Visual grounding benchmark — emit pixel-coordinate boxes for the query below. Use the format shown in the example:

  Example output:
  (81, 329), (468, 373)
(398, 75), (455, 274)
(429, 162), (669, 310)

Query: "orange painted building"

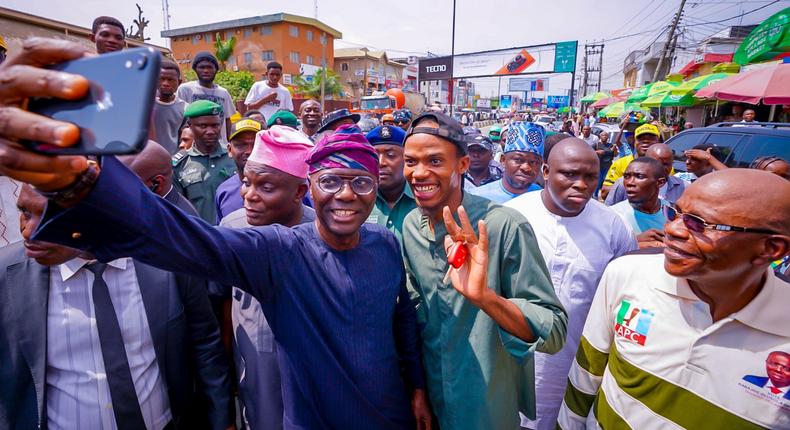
(161, 13), (341, 80)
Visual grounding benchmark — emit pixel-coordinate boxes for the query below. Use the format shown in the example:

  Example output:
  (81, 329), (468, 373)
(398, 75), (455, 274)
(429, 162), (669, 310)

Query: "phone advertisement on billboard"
(452, 44), (556, 78)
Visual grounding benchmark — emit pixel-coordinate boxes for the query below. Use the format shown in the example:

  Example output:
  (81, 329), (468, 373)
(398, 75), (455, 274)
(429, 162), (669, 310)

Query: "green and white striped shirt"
(559, 253), (790, 429)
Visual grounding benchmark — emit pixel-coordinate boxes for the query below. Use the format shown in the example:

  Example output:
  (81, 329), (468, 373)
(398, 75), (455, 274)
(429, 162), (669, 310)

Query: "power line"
(684, 0), (782, 26)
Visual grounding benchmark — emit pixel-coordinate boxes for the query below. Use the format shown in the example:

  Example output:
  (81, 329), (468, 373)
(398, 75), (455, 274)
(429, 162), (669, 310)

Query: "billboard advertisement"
(419, 56), (453, 80)
(499, 95), (512, 109)
(476, 99), (492, 108)
(453, 44), (557, 78)
(547, 95), (569, 108)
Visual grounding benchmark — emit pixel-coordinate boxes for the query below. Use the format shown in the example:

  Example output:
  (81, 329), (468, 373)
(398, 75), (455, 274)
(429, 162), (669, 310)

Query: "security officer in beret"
(172, 100), (237, 222)
(266, 110), (299, 129)
(364, 125), (416, 243)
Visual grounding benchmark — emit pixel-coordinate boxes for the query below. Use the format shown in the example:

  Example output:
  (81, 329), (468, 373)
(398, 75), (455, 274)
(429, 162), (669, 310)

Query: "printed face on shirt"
(403, 124), (469, 217)
(309, 167), (377, 239)
(766, 352), (790, 388)
(502, 151), (541, 193)
(242, 164), (306, 226)
(17, 185), (81, 266)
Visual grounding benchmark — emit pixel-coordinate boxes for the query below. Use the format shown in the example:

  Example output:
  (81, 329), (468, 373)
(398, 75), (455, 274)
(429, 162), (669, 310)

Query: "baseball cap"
(229, 119), (262, 140)
(405, 111), (469, 154)
(635, 123), (660, 137)
(468, 135), (495, 152)
(0, 36), (7, 51)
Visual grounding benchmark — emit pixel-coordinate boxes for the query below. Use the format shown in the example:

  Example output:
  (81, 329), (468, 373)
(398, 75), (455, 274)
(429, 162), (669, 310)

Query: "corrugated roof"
(333, 48), (387, 59)
(161, 12), (342, 39)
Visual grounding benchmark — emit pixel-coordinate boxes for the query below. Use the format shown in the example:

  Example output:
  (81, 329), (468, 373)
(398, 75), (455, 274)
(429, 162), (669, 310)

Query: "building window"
(289, 51), (300, 63)
(320, 34), (327, 45)
(226, 30), (234, 40)
(243, 27), (252, 38)
(261, 50), (274, 61)
(244, 52), (252, 64)
(260, 25), (272, 35)
(228, 56), (236, 66)
(191, 35), (200, 44)
(306, 55), (314, 65)
(341, 62), (349, 71)
(306, 30), (313, 41)
(321, 58), (327, 67)
(205, 33), (212, 42)
(289, 25), (299, 37)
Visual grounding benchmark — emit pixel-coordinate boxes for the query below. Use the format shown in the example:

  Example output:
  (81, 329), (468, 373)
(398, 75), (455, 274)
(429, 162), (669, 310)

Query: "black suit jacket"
(0, 242), (232, 430)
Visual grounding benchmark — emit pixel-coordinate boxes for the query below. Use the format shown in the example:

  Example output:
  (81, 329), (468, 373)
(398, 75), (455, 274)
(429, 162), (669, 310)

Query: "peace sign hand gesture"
(442, 206), (491, 306)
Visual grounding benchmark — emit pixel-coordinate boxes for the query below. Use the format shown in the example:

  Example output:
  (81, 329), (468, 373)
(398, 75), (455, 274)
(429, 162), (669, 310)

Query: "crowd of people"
(0, 16), (789, 430)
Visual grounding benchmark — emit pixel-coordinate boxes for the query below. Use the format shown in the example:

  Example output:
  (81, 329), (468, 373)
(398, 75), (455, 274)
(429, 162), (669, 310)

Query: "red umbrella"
(695, 62), (790, 105)
(590, 96), (625, 109)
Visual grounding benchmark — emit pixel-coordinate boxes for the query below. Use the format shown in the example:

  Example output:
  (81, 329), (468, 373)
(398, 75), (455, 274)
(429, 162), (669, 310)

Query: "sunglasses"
(663, 203), (778, 235)
(317, 174), (376, 195)
(395, 120), (409, 125)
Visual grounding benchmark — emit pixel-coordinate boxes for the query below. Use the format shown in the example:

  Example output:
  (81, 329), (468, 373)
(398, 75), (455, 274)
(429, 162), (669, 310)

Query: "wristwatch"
(37, 158), (101, 207)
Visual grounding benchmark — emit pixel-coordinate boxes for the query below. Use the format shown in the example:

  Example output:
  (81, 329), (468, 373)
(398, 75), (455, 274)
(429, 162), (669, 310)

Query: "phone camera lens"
(136, 55), (148, 69)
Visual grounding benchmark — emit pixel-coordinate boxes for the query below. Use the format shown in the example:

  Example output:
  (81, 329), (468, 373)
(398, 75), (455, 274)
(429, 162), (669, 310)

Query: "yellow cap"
(229, 118), (262, 140)
(635, 123), (660, 137)
(0, 35), (7, 51)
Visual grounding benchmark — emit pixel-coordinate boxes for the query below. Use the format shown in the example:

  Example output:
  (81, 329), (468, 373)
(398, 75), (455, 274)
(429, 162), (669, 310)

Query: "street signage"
(554, 41), (578, 73)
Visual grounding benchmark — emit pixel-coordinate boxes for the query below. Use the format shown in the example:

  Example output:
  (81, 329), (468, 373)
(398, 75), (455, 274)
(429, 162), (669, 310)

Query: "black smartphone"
(24, 47), (161, 155)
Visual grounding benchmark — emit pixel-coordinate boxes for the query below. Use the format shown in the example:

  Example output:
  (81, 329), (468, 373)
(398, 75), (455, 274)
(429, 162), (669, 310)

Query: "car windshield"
(360, 98), (392, 110)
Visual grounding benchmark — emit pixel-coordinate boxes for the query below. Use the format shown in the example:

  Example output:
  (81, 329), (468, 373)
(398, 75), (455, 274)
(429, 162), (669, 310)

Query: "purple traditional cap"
(305, 124), (379, 177)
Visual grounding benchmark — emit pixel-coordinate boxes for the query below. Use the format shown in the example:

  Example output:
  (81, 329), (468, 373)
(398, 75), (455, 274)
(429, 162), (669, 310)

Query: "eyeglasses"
(317, 174), (376, 195)
(663, 203), (778, 235)
(396, 120), (409, 125)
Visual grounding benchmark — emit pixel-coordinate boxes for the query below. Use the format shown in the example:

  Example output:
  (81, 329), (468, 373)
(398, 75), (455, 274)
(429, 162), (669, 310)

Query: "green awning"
(734, 7), (790, 65)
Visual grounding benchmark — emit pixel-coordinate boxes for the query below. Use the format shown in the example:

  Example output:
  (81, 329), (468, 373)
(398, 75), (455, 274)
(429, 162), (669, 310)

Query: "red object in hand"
(447, 241), (468, 269)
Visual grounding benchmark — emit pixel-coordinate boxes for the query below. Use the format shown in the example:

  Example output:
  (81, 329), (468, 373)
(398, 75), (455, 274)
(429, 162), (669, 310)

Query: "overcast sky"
(7, 0), (787, 98)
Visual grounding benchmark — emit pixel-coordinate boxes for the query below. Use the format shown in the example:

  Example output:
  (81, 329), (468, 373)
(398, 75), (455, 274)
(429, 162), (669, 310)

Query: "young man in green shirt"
(401, 112), (568, 430)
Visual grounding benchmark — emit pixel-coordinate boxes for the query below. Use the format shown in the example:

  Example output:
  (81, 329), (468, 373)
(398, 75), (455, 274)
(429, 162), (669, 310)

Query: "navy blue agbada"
(34, 156), (425, 430)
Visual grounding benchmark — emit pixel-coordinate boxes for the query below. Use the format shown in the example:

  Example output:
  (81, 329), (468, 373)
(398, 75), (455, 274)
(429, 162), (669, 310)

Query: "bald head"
(547, 138), (599, 168)
(118, 140), (174, 197)
(646, 143), (674, 176)
(690, 169), (790, 236)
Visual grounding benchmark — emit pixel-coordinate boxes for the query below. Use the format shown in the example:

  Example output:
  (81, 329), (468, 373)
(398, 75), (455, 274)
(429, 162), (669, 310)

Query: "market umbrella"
(671, 73), (735, 96)
(590, 96), (624, 109)
(640, 91), (700, 108)
(597, 101), (649, 118)
(558, 106), (576, 113)
(627, 81), (680, 103)
(694, 61), (790, 105)
(580, 91), (609, 103)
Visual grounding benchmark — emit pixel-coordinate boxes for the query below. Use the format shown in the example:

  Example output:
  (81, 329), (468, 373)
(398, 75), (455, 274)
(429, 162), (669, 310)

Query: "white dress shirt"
(505, 191), (637, 430)
(46, 257), (172, 430)
(0, 177), (22, 247)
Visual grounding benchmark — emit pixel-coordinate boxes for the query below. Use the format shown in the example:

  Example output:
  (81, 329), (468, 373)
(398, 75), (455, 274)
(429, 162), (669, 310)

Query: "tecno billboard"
(418, 57), (453, 80)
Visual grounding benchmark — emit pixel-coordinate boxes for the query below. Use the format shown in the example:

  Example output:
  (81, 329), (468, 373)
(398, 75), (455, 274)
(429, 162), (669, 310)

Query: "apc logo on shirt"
(614, 300), (655, 346)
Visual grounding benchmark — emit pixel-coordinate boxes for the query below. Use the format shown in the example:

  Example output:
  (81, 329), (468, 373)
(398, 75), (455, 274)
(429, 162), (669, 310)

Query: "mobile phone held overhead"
(24, 47), (161, 155)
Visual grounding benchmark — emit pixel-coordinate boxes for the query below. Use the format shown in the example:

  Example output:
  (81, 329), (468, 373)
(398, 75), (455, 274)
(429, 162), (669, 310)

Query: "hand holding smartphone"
(23, 47), (161, 155)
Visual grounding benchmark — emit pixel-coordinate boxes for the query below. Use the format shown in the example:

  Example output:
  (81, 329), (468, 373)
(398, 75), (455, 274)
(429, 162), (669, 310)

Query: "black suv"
(665, 122), (790, 173)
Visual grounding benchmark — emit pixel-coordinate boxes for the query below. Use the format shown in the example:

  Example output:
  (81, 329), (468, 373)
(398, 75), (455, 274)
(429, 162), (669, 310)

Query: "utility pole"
(653, 0), (686, 82)
(581, 43), (604, 97)
(449, 0), (457, 115)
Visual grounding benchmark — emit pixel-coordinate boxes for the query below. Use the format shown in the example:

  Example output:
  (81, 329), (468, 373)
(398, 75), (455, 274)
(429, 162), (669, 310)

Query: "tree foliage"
(182, 69), (255, 101)
(213, 32), (236, 71)
(292, 68), (344, 99)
